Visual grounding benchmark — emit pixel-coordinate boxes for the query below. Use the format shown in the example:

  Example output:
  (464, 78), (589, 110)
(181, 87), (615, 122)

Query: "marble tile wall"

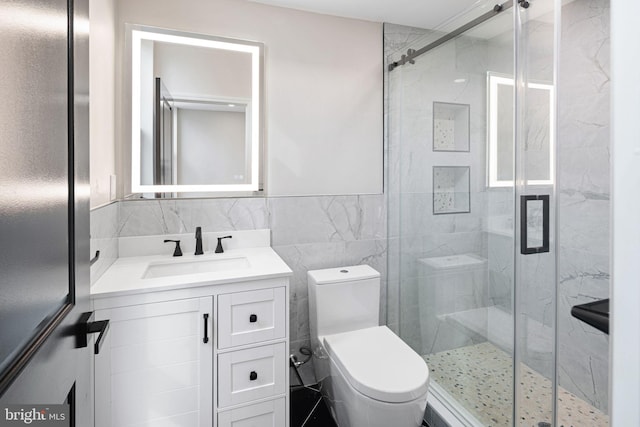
(88, 2), (608, 407)
(384, 23), (433, 334)
(385, 23), (489, 354)
(90, 202), (119, 286)
(514, 16), (557, 382)
(91, 195), (387, 365)
(557, 0), (610, 413)
(385, 0), (611, 414)
(484, 17), (557, 357)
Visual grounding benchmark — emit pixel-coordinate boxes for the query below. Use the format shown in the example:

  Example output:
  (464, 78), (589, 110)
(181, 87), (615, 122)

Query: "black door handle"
(249, 314), (257, 323)
(520, 195), (550, 255)
(77, 312), (110, 355)
(203, 313), (209, 344)
(249, 371), (258, 381)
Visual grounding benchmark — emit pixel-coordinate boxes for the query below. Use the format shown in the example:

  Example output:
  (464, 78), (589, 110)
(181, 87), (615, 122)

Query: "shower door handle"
(520, 195), (550, 255)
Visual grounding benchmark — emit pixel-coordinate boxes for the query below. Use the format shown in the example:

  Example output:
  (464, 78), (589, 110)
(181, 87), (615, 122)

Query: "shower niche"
(432, 101), (470, 152)
(433, 166), (470, 215)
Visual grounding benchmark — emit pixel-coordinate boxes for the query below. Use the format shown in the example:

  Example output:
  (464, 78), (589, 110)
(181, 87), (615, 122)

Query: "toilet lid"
(323, 326), (430, 403)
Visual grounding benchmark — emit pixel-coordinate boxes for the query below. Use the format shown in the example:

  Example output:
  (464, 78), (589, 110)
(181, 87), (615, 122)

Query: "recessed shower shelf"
(432, 166), (470, 215)
(432, 102), (470, 152)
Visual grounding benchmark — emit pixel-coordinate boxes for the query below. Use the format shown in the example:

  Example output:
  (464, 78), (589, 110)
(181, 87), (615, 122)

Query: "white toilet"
(308, 265), (430, 427)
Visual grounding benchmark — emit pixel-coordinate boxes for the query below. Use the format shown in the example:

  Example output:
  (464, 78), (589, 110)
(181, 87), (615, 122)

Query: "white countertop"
(91, 247), (292, 299)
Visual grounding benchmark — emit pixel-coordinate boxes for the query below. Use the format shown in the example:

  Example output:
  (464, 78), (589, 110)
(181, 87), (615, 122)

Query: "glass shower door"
(513, 1), (558, 425)
(386, 0), (560, 425)
(387, 2), (520, 425)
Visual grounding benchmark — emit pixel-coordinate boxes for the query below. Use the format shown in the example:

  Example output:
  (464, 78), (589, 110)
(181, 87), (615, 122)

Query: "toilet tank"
(308, 265), (380, 344)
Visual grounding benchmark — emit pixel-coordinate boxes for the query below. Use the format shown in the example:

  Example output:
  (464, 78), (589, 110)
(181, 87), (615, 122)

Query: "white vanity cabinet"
(94, 297), (214, 427)
(216, 286), (288, 427)
(93, 278), (290, 427)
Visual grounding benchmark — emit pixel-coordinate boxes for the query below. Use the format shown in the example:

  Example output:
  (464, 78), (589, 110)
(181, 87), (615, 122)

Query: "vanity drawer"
(218, 287), (286, 349)
(217, 397), (286, 427)
(217, 342), (286, 408)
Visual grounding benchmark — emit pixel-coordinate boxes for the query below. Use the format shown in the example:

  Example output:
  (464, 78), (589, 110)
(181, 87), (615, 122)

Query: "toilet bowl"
(308, 265), (429, 427)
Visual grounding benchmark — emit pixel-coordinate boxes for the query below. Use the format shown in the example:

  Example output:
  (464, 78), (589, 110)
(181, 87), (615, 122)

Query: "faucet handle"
(215, 235), (233, 253)
(195, 226), (204, 256)
(164, 239), (183, 257)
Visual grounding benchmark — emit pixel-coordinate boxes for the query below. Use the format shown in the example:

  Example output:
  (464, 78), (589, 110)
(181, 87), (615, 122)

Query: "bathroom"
(0, 0), (638, 426)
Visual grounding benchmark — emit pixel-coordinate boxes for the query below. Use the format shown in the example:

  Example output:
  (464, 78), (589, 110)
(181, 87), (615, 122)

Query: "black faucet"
(164, 239), (182, 257)
(195, 227), (204, 255)
(215, 235), (233, 253)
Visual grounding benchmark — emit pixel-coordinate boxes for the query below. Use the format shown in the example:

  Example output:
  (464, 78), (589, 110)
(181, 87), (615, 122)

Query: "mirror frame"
(128, 24), (264, 194)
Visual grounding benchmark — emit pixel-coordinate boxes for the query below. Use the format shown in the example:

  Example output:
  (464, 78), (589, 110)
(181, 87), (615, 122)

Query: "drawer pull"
(249, 371), (258, 381)
(203, 313), (209, 344)
(249, 314), (258, 323)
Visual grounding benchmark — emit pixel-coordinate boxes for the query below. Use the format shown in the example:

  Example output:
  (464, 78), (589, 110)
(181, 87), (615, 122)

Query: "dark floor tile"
(303, 394), (337, 427)
(290, 385), (322, 427)
(291, 384), (426, 427)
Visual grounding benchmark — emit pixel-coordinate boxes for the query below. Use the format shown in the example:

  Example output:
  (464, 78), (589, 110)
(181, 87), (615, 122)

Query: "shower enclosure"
(386, 0), (610, 425)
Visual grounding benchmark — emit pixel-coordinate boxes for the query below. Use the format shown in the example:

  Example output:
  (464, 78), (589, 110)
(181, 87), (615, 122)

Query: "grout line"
(290, 384), (320, 393)
(300, 396), (323, 427)
(303, 384), (320, 393)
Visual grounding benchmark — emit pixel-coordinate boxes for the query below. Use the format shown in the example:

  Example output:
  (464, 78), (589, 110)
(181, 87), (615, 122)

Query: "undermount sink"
(142, 256), (250, 279)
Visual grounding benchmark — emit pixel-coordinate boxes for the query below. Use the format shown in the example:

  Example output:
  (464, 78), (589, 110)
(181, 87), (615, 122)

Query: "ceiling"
(246, 0), (482, 29)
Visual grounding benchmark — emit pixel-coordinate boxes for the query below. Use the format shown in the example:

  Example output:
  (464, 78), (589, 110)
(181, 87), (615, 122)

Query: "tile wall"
(90, 194), (387, 366)
(90, 0), (610, 411)
(89, 201), (119, 284)
(385, 23), (489, 354)
(385, 0), (611, 414)
(557, 0), (610, 413)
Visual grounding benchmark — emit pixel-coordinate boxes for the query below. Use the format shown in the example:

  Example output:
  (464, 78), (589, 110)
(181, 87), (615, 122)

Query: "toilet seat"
(323, 326), (429, 403)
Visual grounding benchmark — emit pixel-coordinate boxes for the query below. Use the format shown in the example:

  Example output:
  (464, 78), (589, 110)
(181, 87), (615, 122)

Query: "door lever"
(77, 312), (110, 355)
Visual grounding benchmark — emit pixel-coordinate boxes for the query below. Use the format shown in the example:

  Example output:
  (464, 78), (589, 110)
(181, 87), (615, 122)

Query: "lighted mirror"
(488, 72), (554, 187)
(130, 25), (263, 194)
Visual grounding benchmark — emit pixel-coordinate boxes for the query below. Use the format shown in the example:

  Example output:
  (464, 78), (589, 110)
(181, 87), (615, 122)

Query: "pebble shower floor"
(424, 342), (609, 427)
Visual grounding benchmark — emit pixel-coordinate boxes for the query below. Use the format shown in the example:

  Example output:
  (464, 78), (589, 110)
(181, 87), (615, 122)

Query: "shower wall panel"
(385, 0), (611, 421)
(557, 0), (610, 413)
(385, 24), (490, 355)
